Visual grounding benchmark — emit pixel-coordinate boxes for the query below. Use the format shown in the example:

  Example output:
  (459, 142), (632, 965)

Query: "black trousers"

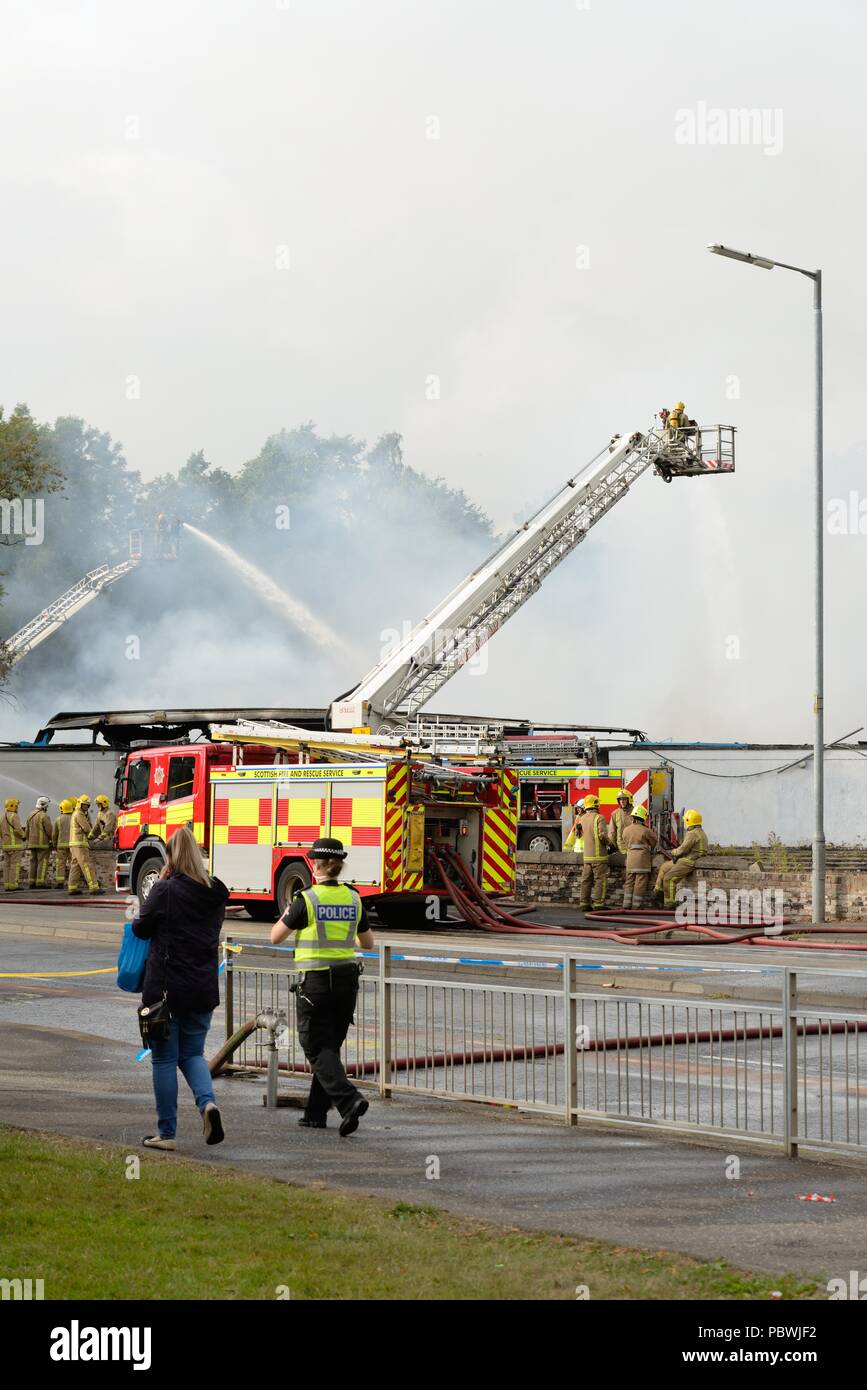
(295, 965), (362, 1119)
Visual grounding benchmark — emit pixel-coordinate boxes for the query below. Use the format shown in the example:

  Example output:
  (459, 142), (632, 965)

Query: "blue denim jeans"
(148, 1010), (215, 1139)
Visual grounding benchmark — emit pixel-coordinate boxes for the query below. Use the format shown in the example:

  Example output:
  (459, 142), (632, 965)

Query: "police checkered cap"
(309, 837), (347, 861)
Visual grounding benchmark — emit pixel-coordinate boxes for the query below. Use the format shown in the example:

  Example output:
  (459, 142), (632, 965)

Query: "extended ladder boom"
(331, 422), (734, 731)
(3, 559), (139, 666)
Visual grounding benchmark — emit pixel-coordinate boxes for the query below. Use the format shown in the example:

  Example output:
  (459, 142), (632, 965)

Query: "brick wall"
(2, 848), (116, 891)
(515, 852), (867, 922)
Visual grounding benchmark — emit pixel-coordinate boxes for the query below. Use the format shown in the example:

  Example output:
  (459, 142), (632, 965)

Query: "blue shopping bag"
(117, 920), (149, 993)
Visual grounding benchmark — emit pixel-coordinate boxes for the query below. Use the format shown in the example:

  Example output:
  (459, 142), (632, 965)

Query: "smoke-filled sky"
(2, 0), (865, 743)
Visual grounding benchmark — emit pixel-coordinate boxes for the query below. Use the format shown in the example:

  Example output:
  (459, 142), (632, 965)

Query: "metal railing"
(223, 937), (867, 1160)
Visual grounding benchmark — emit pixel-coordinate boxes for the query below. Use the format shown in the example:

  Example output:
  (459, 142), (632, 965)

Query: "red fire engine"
(114, 731), (517, 926)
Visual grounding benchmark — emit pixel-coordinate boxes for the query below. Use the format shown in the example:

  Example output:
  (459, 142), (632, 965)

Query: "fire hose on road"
(432, 846), (867, 952)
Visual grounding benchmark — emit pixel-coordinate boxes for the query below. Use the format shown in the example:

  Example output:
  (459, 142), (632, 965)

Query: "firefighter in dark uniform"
(271, 838), (373, 1136)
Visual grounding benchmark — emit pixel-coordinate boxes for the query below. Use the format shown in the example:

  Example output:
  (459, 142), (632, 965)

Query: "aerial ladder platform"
(330, 419), (735, 733)
(3, 557), (140, 668)
(0, 526), (179, 669)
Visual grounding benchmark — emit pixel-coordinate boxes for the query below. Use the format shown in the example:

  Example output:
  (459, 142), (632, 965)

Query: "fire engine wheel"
(275, 861), (311, 915)
(518, 829), (559, 853)
(135, 854), (166, 902)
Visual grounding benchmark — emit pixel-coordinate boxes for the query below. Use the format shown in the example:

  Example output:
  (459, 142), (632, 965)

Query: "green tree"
(0, 404), (63, 544)
(140, 450), (236, 531)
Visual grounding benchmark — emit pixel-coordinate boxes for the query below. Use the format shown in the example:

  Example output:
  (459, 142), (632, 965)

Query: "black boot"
(339, 1097), (369, 1137)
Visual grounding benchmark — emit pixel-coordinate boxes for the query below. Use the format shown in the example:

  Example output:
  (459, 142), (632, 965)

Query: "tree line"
(0, 405), (494, 674)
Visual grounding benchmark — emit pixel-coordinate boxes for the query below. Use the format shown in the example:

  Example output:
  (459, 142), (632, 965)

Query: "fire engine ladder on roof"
(330, 422), (735, 731)
(3, 558), (139, 667)
(209, 720), (496, 784)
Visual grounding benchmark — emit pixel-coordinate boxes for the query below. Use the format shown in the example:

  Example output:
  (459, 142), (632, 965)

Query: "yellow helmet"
(632, 804), (648, 822)
(684, 808), (702, 828)
(95, 794), (110, 808)
(4, 798), (19, 811)
(77, 795), (91, 807)
(60, 798), (75, 814)
(675, 401), (685, 411)
(617, 788), (633, 803)
(583, 794), (599, 809)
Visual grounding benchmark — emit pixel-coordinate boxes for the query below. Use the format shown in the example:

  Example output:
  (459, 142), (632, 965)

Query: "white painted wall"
(0, 747), (123, 812)
(610, 746), (867, 847)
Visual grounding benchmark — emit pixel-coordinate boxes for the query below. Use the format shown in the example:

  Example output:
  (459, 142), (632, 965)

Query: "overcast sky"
(3, 0), (865, 741)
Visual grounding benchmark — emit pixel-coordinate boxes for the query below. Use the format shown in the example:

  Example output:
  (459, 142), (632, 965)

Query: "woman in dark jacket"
(133, 825), (229, 1151)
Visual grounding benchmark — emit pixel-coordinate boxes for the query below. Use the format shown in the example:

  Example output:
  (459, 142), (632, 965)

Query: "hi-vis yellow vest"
(295, 884), (361, 970)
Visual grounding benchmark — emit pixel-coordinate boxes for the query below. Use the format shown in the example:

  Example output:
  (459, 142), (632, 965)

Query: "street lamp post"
(707, 244), (825, 925)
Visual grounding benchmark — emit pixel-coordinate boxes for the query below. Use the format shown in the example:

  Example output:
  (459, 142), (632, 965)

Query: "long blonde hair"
(166, 825), (211, 887)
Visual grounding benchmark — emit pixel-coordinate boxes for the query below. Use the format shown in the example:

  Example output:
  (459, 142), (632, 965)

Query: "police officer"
(271, 838), (373, 1136)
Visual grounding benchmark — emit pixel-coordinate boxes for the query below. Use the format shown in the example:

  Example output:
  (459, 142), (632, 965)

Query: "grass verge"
(1, 1127), (820, 1300)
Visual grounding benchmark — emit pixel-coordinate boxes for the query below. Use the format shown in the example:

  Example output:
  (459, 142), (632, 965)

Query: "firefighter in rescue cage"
(271, 838), (374, 1135)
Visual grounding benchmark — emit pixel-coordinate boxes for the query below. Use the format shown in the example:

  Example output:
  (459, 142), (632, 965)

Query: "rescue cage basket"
(648, 424), (736, 480)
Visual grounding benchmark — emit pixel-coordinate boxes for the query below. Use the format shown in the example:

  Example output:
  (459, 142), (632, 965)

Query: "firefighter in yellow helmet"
(622, 804), (658, 910)
(26, 796), (53, 889)
(53, 799), (75, 888)
(607, 788), (634, 868)
(654, 809), (708, 908)
(668, 401), (686, 435)
(90, 794), (118, 845)
(68, 795), (104, 895)
(2, 797), (26, 891)
(578, 795), (609, 911)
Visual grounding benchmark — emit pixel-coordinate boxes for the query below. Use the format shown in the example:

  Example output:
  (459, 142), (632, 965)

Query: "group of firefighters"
(0, 794), (116, 894)
(569, 788), (709, 912)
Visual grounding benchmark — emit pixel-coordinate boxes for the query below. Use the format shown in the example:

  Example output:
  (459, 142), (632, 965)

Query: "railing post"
(564, 954), (578, 1126)
(224, 936), (234, 1041)
(783, 967), (799, 1158)
(379, 943), (392, 1099)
